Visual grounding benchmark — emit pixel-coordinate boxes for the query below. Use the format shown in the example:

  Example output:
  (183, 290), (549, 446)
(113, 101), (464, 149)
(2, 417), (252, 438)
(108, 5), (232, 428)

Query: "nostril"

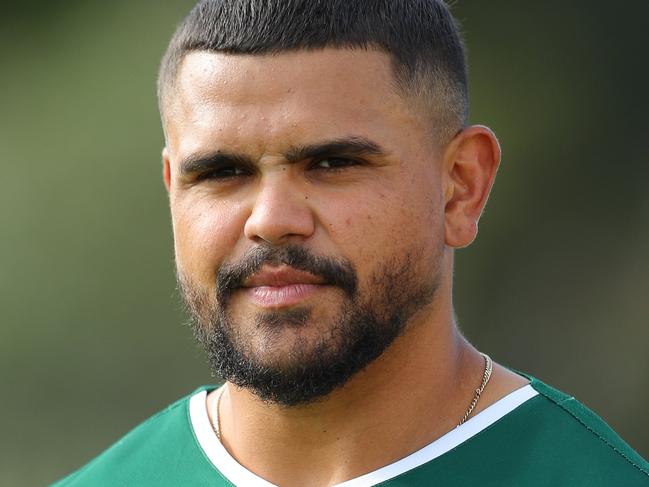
(244, 205), (315, 245)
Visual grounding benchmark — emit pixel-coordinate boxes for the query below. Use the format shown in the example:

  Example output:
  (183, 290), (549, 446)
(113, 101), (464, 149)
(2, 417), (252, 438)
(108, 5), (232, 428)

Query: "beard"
(178, 244), (440, 407)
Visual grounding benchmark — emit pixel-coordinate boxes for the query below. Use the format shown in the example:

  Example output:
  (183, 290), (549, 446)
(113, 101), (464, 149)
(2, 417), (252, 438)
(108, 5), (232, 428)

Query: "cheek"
(172, 197), (246, 284)
(320, 179), (442, 278)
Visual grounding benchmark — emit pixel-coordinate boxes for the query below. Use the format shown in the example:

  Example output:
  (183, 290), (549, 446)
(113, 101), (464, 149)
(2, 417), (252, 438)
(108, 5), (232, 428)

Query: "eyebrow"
(179, 136), (389, 175)
(284, 136), (389, 163)
(180, 152), (253, 176)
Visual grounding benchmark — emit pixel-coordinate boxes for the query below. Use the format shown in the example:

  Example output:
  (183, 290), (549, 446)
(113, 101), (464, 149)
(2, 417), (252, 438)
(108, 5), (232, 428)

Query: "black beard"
(178, 244), (439, 407)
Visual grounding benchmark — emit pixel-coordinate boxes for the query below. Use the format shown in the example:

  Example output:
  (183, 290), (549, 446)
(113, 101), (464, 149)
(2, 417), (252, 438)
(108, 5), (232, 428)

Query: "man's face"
(164, 48), (448, 405)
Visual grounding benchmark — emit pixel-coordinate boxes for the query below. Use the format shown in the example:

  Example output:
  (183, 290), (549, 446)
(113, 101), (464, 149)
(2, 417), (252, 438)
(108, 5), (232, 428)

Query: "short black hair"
(158, 0), (468, 143)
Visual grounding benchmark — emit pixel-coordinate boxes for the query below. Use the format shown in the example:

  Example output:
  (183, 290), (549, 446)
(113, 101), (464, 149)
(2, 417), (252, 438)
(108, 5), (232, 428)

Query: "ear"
(162, 147), (171, 193)
(442, 125), (501, 248)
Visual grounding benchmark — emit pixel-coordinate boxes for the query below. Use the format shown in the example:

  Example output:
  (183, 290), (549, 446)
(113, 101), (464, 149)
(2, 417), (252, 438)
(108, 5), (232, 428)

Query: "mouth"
(240, 266), (327, 308)
(239, 266), (327, 308)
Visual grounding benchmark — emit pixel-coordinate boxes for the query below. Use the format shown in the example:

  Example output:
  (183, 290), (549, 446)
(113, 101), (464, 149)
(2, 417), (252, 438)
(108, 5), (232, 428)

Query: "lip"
(240, 266), (326, 307)
(242, 283), (322, 307)
(243, 266), (325, 288)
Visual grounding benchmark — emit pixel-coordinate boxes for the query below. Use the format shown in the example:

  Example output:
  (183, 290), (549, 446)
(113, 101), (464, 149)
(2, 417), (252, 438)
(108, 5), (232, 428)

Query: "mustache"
(216, 245), (358, 305)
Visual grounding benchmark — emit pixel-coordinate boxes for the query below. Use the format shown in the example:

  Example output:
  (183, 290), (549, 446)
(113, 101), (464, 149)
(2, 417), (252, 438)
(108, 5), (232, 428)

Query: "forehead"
(165, 48), (431, 159)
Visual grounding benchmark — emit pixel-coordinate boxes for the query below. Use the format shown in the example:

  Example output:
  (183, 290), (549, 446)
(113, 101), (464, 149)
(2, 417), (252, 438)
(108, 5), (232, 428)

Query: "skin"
(162, 48), (528, 486)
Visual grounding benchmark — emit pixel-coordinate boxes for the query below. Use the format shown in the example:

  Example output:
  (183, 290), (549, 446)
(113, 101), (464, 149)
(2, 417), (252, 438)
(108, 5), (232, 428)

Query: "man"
(54, 1), (649, 485)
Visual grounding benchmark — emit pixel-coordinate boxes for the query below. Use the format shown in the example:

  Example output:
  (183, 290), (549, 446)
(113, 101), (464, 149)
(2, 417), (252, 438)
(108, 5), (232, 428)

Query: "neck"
(209, 285), (495, 487)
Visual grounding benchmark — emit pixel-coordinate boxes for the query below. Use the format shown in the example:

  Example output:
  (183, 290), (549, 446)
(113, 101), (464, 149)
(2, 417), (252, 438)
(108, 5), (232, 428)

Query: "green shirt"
(52, 375), (649, 486)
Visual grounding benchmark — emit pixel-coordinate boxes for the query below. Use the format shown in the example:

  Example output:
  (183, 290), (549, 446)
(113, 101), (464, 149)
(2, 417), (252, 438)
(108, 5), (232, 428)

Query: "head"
(159, 0), (500, 406)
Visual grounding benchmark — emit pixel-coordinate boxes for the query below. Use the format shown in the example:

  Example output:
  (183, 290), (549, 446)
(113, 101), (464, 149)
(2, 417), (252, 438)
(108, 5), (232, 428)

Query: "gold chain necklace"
(211, 385), (225, 441)
(211, 352), (493, 440)
(457, 352), (493, 426)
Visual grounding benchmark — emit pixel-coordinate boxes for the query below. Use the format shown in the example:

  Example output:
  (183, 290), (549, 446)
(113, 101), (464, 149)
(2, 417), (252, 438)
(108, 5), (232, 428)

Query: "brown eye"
(312, 157), (360, 170)
(199, 165), (249, 180)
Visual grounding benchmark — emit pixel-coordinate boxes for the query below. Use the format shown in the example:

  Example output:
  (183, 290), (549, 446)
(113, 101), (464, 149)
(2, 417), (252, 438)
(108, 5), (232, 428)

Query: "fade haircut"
(158, 0), (468, 144)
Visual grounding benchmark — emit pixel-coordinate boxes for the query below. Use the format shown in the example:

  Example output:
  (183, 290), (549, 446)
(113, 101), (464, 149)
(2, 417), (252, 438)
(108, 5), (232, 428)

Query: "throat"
(206, 327), (478, 486)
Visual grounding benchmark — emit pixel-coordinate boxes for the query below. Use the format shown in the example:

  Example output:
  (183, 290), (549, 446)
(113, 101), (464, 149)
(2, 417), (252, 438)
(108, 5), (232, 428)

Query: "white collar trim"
(189, 384), (538, 487)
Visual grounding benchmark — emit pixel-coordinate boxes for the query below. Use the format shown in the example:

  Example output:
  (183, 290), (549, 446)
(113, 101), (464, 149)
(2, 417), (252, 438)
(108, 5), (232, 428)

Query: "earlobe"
(162, 147), (171, 193)
(443, 125), (501, 248)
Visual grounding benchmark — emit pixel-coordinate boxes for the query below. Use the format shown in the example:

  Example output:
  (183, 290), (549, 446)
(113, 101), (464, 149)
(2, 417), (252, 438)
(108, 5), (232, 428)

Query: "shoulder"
(402, 376), (648, 486)
(51, 386), (222, 487)
(522, 375), (649, 482)
(463, 374), (649, 486)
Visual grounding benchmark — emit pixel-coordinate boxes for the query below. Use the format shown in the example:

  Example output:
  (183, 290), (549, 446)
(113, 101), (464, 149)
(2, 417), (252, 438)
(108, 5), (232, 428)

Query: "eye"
(198, 165), (250, 181)
(311, 157), (360, 170)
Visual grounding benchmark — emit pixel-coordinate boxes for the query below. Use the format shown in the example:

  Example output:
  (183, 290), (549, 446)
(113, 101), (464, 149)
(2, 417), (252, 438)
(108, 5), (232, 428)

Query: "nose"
(243, 172), (315, 245)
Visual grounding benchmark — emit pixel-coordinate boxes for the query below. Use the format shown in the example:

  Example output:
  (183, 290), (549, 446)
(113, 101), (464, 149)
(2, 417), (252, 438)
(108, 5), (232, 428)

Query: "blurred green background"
(1, 1), (647, 485)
